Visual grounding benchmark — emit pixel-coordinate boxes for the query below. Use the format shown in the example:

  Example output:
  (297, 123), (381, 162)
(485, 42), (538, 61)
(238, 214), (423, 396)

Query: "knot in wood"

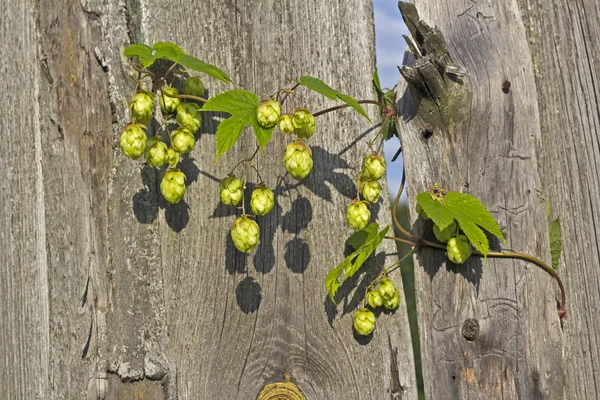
(461, 318), (480, 341)
(257, 375), (305, 400)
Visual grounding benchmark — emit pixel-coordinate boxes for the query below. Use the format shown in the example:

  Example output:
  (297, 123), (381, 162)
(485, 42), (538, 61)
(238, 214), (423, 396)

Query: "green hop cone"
(171, 128), (196, 154)
(283, 141), (313, 180)
(165, 148), (180, 168)
(292, 108), (316, 139)
(160, 86), (181, 114)
(176, 102), (202, 133)
(361, 180), (382, 203)
(366, 290), (383, 308)
(250, 186), (275, 216)
(346, 200), (371, 230)
(184, 77), (205, 97)
(146, 139), (168, 167)
(353, 308), (376, 336)
(129, 91), (154, 126)
(231, 216), (260, 253)
(257, 100), (282, 129)
(433, 220), (457, 243)
(119, 124), (147, 159)
(382, 292), (400, 310)
(378, 278), (398, 300)
(447, 235), (472, 264)
(160, 169), (186, 204)
(362, 153), (387, 180)
(278, 114), (295, 135)
(219, 175), (243, 206)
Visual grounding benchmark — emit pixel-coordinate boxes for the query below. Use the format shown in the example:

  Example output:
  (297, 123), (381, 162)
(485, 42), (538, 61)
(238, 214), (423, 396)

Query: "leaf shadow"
(236, 276), (261, 314)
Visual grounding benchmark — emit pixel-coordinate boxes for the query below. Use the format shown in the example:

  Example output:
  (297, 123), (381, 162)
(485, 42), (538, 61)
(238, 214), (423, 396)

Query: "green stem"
(313, 100), (391, 118)
(165, 92), (208, 103)
(392, 169), (415, 240)
(229, 146), (260, 176)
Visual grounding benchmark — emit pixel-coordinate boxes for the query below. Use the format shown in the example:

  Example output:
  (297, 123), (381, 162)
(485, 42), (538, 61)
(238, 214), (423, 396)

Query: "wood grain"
(397, 1), (564, 398)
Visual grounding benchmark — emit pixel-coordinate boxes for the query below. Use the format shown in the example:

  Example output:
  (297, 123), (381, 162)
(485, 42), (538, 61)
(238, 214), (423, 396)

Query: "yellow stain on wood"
(462, 367), (476, 382)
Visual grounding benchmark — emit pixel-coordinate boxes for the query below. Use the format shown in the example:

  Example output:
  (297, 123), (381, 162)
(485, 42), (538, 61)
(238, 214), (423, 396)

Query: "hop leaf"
(119, 124), (147, 159)
(346, 200), (371, 231)
(283, 141), (313, 180)
(353, 308), (376, 336)
(250, 186), (275, 216)
(231, 216), (260, 253)
(219, 175), (243, 206)
(433, 220), (457, 243)
(160, 170), (186, 204)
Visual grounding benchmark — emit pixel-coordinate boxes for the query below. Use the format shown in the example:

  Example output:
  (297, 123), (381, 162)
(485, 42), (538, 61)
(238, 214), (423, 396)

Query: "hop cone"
(160, 170), (186, 204)
(257, 100), (282, 128)
(146, 139), (168, 167)
(382, 292), (400, 310)
(119, 124), (147, 159)
(171, 128), (196, 154)
(378, 278), (398, 300)
(361, 180), (382, 203)
(292, 108), (316, 139)
(184, 77), (205, 97)
(160, 86), (181, 114)
(219, 176), (243, 206)
(447, 235), (472, 264)
(176, 102), (202, 133)
(129, 91), (154, 126)
(366, 290), (383, 308)
(283, 141), (313, 180)
(433, 220), (457, 243)
(231, 216), (260, 253)
(353, 308), (376, 336)
(278, 114), (294, 135)
(346, 201), (370, 230)
(165, 148), (180, 168)
(250, 186), (275, 216)
(362, 154), (387, 180)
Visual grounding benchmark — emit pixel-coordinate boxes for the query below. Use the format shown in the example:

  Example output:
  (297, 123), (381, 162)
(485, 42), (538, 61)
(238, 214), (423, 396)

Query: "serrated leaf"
(179, 54), (232, 84)
(383, 89), (396, 109)
(123, 43), (156, 68)
(152, 41), (185, 62)
(201, 89), (273, 161)
(347, 223), (379, 250)
(381, 117), (399, 140)
(549, 217), (562, 270)
(373, 69), (383, 98)
(297, 76), (371, 123)
(416, 191), (505, 256)
(326, 224), (389, 303)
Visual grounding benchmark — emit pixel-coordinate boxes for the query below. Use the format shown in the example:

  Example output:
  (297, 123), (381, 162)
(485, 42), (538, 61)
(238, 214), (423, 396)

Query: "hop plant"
(361, 180), (382, 203)
(160, 169), (186, 204)
(382, 292), (400, 310)
(146, 139), (168, 167)
(160, 86), (181, 114)
(231, 216), (260, 253)
(250, 186), (275, 216)
(165, 148), (180, 168)
(257, 100), (282, 128)
(119, 124), (147, 159)
(184, 76), (205, 97)
(378, 278), (398, 300)
(278, 114), (295, 135)
(416, 203), (430, 220)
(433, 220), (457, 243)
(176, 102), (202, 133)
(366, 289), (383, 308)
(292, 108), (316, 139)
(353, 308), (376, 336)
(362, 153), (387, 180)
(129, 91), (154, 126)
(447, 235), (472, 264)
(283, 141), (313, 180)
(171, 128), (196, 154)
(219, 175), (244, 206)
(346, 200), (371, 230)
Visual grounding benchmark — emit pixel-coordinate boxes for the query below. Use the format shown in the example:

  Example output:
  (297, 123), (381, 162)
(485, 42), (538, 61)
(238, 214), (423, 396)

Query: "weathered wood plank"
(518, 0), (600, 398)
(397, 2), (564, 398)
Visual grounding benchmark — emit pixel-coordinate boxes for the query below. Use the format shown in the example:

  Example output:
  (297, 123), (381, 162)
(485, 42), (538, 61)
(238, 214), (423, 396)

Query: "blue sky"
(373, 0), (408, 198)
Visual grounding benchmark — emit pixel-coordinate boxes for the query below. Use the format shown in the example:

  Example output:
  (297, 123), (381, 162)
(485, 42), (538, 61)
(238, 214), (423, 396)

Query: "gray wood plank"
(397, 2), (565, 398)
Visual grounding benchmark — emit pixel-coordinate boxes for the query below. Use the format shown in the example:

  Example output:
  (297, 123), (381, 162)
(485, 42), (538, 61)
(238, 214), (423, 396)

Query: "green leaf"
(326, 223), (389, 303)
(346, 222), (379, 250)
(416, 190), (505, 256)
(373, 69), (383, 98)
(123, 43), (156, 68)
(383, 89), (396, 109)
(152, 41), (185, 62)
(381, 117), (398, 140)
(548, 217), (562, 270)
(297, 76), (371, 123)
(201, 89), (273, 161)
(179, 54), (232, 84)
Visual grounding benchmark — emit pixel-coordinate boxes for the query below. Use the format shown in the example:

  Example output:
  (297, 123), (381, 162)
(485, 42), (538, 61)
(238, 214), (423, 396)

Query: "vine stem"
(229, 146), (260, 175)
(162, 91), (208, 103)
(313, 99), (391, 118)
(392, 169), (415, 240)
